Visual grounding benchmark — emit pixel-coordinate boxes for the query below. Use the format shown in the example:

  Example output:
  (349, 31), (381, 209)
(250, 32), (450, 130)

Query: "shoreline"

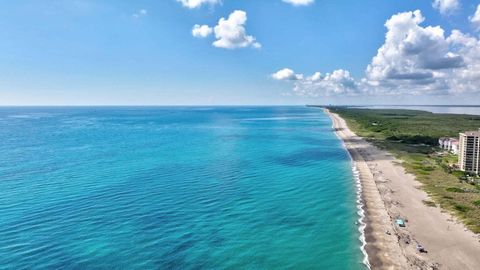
(332, 121), (370, 269)
(326, 109), (409, 269)
(325, 109), (480, 269)
(351, 164), (370, 269)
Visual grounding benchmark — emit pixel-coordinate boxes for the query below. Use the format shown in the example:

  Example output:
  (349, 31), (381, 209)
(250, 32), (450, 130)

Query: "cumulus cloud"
(132, 9), (147, 18)
(192, 24), (213, 38)
(432, 0), (460, 15)
(272, 68), (302, 80)
(370, 10), (480, 95)
(274, 10), (480, 97)
(177, 0), (220, 9)
(213, 10), (261, 49)
(446, 30), (480, 94)
(470, 4), (480, 31)
(272, 68), (359, 96)
(282, 0), (314, 6)
(193, 10), (261, 49)
(365, 10), (465, 94)
(364, 9), (480, 95)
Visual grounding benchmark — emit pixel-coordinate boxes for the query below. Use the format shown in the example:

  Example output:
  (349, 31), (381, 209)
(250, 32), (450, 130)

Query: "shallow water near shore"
(0, 106), (365, 269)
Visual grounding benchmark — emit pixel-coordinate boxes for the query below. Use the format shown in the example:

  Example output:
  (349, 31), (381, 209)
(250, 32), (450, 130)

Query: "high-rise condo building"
(458, 130), (480, 174)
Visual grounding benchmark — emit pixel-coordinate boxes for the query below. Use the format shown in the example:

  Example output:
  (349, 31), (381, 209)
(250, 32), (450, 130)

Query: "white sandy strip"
(326, 109), (409, 269)
(332, 120), (371, 269)
(326, 109), (480, 270)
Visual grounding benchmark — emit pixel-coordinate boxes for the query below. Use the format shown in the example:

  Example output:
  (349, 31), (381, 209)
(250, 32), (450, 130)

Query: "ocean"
(0, 106), (365, 269)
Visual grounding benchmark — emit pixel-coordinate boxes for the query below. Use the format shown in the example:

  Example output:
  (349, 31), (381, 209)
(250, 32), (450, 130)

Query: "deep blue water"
(0, 107), (364, 269)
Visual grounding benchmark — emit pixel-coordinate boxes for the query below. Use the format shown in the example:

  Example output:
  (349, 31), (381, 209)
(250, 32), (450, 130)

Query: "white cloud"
(272, 68), (302, 80)
(282, 0), (314, 6)
(272, 68), (359, 96)
(177, 0), (220, 9)
(446, 30), (480, 94)
(274, 10), (480, 97)
(213, 10), (261, 49)
(132, 9), (147, 18)
(432, 0), (459, 15)
(192, 24), (213, 38)
(365, 10), (465, 94)
(193, 10), (260, 49)
(366, 10), (480, 95)
(470, 4), (480, 31)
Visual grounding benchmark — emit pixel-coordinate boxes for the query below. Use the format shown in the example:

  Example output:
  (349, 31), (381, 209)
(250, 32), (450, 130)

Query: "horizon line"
(1, 104), (480, 107)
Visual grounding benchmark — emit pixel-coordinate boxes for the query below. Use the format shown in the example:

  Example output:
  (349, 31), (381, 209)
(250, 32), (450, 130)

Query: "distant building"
(450, 139), (459, 155)
(439, 137), (459, 154)
(458, 130), (480, 174)
(439, 137), (445, 147)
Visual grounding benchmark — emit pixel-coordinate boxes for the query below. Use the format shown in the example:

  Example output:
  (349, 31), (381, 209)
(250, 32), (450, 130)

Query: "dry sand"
(326, 109), (480, 270)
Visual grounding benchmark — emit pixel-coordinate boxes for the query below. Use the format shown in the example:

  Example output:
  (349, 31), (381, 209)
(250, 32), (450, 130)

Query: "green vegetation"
(454, 204), (471, 213)
(327, 107), (480, 233)
(422, 200), (436, 207)
(445, 187), (466, 193)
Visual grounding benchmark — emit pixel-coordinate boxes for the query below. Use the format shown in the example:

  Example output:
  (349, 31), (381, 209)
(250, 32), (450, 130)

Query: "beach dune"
(326, 109), (480, 270)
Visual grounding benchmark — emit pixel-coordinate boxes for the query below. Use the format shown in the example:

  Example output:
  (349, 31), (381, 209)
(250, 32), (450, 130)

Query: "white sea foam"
(8, 113), (53, 119)
(351, 163), (371, 269)
(329, 115), (371, 269)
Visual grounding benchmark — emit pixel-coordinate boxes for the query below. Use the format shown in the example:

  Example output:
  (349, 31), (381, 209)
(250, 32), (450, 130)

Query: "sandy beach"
(326, 109), (480, 270)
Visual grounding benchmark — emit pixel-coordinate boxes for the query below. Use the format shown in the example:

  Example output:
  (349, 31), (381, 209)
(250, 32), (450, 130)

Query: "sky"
(0, 0), (479, 105)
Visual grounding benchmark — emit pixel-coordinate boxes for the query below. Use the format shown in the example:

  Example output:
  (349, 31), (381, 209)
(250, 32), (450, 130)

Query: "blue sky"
(1, 0), (479, 105)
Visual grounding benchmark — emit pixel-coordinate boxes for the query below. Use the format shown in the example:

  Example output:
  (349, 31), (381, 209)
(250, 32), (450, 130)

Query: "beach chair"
(395, 218), (406, 227)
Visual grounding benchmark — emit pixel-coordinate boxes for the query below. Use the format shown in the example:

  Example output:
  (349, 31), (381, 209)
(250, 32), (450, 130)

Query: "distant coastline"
(350, 105), (480, 107)
(309, 105), (480, 107)
(308, 105), (480, 116)
(325, 108), (480, 269)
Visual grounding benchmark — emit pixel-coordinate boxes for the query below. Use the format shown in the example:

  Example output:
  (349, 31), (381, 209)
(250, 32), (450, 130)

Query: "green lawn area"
(327, 107), (480, 233)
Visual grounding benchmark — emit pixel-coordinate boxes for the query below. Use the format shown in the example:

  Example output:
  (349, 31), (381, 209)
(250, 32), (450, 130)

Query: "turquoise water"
(0, 107), (365, 269)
